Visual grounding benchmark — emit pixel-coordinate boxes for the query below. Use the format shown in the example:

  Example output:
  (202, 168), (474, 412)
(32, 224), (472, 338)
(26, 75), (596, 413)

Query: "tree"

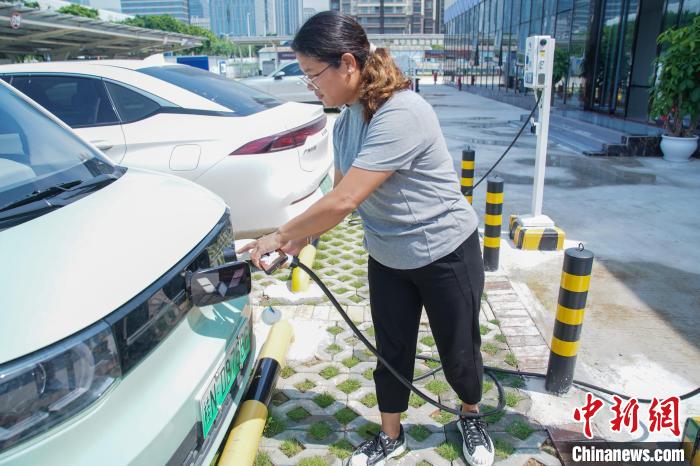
(120, 15), (236, 56)
(57, 4), (99, 19)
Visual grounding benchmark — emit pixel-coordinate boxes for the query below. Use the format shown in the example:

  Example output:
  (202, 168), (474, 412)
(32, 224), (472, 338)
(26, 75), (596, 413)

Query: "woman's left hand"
(237, 231), (284, 269)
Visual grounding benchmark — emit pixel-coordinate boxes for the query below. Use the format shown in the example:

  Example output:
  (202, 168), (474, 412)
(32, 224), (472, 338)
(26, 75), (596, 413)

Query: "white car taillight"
(230, 114), (327, 155)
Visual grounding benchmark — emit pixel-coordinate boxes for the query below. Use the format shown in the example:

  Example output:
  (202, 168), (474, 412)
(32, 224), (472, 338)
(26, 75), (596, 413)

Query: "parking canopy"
(0, 2), (202, 60)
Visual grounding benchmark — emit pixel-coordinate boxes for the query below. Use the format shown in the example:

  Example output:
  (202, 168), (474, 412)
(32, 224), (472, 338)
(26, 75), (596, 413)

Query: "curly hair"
(291, 11), (410, 122)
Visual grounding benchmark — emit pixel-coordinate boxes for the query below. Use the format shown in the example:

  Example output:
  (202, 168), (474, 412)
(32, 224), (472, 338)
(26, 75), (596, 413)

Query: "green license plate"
(199, 325), (251, 439)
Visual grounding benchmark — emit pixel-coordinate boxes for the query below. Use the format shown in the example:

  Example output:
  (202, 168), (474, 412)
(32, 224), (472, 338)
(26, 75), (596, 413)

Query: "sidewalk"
(247, 84), (700, 465)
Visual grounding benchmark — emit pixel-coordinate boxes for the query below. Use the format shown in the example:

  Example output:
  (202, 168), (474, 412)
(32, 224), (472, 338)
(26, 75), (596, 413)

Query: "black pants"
(368, 230), (485, 413)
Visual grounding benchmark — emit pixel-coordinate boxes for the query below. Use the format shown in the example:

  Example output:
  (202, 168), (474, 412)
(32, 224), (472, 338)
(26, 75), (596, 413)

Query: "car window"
(280, 62), (303, 76)
(139, 65), (281, 116)
(105, 82), (161, 123)
(0, 75), (10, 84)
(0, 82), (119, 229)
(10, 75), (119, 128)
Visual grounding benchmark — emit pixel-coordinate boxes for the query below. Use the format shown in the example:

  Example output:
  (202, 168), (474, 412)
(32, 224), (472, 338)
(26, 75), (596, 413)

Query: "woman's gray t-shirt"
(333, 89), (478, 270)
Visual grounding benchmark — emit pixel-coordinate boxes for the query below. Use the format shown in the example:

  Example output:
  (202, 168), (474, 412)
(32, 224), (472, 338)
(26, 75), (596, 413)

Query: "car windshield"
(0, 82), (118, 219)
(139, 65), (282, 116)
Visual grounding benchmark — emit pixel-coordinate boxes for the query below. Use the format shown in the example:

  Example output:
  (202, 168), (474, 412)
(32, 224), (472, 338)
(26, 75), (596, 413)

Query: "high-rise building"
(210, 0), (257, 36)
(274, 0), (302, 35)
(255, 0), (276, 35)
(189, 0), (210, 29)
(330, 0), (442, 34)
(120, 0), (190, 22)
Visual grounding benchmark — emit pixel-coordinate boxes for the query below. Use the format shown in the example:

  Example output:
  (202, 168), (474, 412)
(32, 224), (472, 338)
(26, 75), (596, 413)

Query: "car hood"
(0, 168), (227, 364)
(240, 76), (273, 83)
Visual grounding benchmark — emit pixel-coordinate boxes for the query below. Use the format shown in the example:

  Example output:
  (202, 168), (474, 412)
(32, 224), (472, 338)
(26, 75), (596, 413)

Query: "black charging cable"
(288, 259), (700, 420)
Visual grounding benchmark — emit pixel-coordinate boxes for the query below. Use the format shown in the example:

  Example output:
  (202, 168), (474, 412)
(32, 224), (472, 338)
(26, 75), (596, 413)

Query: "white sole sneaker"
(346, 444), (406, 466)
(457, 419), (495, 466)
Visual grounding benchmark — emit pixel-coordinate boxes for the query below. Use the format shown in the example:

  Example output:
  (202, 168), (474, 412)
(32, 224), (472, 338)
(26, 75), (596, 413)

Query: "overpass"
(225, 33), (444, 47)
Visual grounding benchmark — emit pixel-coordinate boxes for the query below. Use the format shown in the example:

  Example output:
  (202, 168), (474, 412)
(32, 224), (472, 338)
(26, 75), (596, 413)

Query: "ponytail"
(358, 47), (411, 122)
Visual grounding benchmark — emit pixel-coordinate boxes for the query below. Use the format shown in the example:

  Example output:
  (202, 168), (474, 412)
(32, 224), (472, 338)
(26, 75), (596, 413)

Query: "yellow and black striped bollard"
(460, 148), (475, 204)
(483, 176), (504, 271)
(545, 245), (594, 394)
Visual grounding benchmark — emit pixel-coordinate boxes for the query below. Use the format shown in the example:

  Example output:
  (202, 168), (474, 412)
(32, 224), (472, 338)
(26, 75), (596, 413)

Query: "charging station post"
(511, 35), (566, 251)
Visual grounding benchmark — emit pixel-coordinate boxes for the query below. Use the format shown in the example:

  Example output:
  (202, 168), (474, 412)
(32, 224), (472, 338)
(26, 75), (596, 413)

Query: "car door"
(104, 80), (204, 180)
(8, 74), (127, 163)
(273, 62), (316, 103)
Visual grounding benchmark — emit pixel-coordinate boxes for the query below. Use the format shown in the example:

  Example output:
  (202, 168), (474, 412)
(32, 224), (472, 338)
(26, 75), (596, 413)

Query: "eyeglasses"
(300, 64), (332, 91)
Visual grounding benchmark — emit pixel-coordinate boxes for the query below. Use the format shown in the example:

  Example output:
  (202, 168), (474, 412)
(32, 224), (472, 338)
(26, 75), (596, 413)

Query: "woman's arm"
(239, 166), (392, 266)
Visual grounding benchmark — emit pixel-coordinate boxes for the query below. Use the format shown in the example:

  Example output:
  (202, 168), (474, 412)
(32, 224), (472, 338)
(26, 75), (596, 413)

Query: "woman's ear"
(340, 52), (358, 74)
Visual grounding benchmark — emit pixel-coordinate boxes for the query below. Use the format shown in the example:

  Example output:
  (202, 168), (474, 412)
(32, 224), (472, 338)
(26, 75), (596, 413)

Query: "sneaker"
(457, 416), (495, 466)
(346, 426), (406, 466)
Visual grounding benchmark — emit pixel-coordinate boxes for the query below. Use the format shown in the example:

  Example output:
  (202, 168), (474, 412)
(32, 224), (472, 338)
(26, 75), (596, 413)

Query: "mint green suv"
(0, 79), (255, 465)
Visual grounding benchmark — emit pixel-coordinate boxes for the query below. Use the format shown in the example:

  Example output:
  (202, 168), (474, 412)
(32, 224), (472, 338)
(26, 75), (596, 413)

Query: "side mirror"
(188, 260), (251, 307)
(274, 71), (286, 80)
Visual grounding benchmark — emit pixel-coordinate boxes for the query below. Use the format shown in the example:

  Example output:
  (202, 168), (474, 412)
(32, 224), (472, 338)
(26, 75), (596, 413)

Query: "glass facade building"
(443, 0), (699, 121)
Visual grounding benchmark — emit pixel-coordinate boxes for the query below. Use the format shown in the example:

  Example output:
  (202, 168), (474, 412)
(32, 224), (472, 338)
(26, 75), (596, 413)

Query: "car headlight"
(0, 322), (121, 453)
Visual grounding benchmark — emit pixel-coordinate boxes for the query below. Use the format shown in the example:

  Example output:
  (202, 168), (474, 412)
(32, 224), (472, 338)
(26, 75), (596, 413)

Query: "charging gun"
(259, 250), (292, 275)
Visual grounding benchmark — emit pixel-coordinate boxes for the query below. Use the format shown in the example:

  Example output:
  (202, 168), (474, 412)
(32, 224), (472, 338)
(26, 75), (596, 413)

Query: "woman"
(239, 11), (494, 466)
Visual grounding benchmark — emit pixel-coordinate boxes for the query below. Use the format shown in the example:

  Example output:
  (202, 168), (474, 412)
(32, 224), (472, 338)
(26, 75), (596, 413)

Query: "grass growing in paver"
(298, 456), (330, 466)
(425, 379), (451, 396)
(483, 381), (494, 394)
(431, 410), (455, 425)
(334, 287), (350, 294)
(308, 421), (333, 440)
(327, 325), (344, 336)
(271, 391), (289, 407)
(362, 367), (374, 380)
(489, 319), (500, 325)
(435, 441), (461, 461)
(416, 462), (433, 466)
(280, 366), (295, 378)
(351, 269), (367, 277)
(327, 258), (341, 265)
(255, 450), (273, 466)
(420, 335), (436, 347)
(263, 414), (286, 437)
(280, 438), (304, 457)
(320, 365), (341, 380)
(481, 342), (500, 355)
(409, 392), (427, 408)
(338, 378), (362, 394)
(330, 439), (354, 460)
(287, 407), (311, 422)
(494, 438), (515, 459)
(294, 379), (317, 392)
(495, 333), (507, 344)
(313, 392), (336, 409)
(505, 353), (518, 367)
(414, 368), (424, 378)
(366, 326), (375, 337)
(480, 324), (490, 335)
(361, 393), (378, 408)
(353, 258), (368, 265)
(424, 358), (441, 369)
(342, 356), (361, 368)
(357, 422), (381, 440)
(338, 275), (354, 282)
(326, 343), (343, 354)
(408, 425), (431, 442)
(505, 391), (523, 407)
(348, 295), (364, 303)
(351, 280), (365, 290)
(506, 420), (535, 440)
(334, 407), (359, 425)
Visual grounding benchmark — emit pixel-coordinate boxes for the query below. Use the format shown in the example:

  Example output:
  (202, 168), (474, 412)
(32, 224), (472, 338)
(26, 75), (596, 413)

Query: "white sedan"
(0, 58), (332, 238)
(241, 61), (321, 105)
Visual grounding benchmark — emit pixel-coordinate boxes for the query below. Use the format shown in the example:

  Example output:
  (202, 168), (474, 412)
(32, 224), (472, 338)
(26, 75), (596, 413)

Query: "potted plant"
(649, 16), (700, 162)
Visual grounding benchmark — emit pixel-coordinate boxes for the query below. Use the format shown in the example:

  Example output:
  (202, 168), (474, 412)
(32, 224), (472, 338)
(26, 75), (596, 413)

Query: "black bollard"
(460, 148), (475, 204)
(545, 245), (594, 394)
(483, 177), (504, 271)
